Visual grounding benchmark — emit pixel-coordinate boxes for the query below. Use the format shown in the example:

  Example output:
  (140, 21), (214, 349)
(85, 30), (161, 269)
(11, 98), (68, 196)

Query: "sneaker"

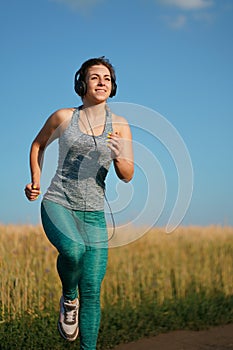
(58, 296), (79, 341)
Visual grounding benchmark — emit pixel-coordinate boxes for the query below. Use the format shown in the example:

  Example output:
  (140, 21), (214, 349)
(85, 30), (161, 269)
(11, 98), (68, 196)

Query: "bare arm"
(108, 115), (134, 182)
(25, 108), (73, 201)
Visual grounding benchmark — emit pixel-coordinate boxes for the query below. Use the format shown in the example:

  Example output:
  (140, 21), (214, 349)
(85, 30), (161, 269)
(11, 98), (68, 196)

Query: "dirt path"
(113, 324), (233, 350)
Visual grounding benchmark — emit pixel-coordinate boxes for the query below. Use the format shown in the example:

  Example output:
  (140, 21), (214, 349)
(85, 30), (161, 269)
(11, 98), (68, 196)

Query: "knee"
(58, 243), (85, 269)
(79, 278), (103, 300)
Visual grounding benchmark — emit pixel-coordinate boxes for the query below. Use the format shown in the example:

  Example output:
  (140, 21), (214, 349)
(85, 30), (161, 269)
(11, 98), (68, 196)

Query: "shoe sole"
(57, 320), (79, 342)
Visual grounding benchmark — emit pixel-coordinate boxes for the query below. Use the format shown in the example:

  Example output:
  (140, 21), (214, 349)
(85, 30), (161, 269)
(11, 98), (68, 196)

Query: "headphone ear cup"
(110, 80), (117, 98)
(75, 79), (87, 97)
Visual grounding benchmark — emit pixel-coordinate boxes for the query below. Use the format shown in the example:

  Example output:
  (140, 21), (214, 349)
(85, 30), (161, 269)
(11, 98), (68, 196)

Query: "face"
(84, 64), (112, 103)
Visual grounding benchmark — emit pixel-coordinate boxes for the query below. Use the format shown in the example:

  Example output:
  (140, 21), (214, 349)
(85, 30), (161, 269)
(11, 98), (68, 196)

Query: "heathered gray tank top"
(43, 105), (113, 211)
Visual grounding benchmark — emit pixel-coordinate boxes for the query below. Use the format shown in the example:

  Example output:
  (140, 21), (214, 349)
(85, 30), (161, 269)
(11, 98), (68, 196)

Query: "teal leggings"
(41, 199), (108, 350)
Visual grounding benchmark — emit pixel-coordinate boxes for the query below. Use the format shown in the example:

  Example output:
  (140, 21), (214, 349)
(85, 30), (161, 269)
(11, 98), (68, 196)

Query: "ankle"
(70, 299), (78, 304)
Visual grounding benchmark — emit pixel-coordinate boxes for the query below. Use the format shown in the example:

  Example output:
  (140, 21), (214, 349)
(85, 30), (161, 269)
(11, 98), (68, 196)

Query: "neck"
(79, 100), (107, 136)
(81, 100), (107, 118)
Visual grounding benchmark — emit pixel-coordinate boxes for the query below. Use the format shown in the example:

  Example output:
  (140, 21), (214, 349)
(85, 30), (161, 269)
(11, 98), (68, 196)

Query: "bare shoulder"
(35, 108), (75, 144)
(49, 108), (74, 126)
(112, 113), (131, 137)
(112, 113), (129, 125)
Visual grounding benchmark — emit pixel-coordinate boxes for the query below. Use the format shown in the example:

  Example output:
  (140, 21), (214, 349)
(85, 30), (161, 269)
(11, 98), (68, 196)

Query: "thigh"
(73, 210), (108, 249)
(41, 199), (85, 251)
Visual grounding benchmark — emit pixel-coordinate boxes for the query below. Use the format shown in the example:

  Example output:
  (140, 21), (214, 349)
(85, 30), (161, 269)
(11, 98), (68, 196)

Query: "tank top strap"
(72, 106), (81, 124)
(105, 104), (113, 135)
(68, 106), (83, 133)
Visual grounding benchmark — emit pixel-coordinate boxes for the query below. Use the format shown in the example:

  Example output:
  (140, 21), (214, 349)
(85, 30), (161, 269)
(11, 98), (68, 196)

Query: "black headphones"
(74, 68), (117, 98)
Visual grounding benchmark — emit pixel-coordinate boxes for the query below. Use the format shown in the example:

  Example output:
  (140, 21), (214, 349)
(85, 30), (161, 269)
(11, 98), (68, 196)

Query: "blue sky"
(0, 0), (232, 229)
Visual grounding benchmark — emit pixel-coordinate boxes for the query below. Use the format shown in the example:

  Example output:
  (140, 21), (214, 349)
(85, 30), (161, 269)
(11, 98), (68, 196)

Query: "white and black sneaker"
(58, 296), (79, 342)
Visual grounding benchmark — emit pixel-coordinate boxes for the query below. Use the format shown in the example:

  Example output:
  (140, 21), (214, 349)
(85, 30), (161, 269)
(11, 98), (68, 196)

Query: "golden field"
(1, 225), (233, 322)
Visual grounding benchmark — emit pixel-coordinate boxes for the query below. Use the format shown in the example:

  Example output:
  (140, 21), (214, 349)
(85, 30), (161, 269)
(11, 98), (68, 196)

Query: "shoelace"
(64, 303), (78, 323)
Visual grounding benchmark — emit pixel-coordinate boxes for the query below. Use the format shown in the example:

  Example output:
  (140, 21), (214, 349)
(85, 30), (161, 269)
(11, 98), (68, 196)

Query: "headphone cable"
(76, 106), (116, 245)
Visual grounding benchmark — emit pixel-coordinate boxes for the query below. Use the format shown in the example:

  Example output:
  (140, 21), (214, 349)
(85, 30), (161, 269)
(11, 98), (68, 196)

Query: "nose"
(98, 77), (105, 85)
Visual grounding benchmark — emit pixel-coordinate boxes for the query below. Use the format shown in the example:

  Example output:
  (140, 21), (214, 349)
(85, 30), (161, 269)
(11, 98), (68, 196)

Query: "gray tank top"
(43, 105), (113, 211)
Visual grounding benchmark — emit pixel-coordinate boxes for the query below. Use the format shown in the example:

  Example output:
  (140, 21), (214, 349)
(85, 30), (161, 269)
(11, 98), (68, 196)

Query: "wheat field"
(1, 225), (233, 323)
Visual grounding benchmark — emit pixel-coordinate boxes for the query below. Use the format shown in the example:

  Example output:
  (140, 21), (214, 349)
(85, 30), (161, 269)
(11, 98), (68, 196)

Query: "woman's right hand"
(24, 183), (41, 201)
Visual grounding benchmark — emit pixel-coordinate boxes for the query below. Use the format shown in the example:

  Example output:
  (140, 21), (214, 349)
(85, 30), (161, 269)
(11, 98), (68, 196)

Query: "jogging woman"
(24, 57), (134, 349)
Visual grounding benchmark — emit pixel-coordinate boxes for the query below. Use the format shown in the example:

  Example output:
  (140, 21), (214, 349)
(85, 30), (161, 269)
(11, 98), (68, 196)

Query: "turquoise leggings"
(41, 199), (108, 350)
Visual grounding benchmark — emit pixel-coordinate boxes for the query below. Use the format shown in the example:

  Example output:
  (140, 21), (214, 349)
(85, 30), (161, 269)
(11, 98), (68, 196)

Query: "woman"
(24, 57), (134, 349)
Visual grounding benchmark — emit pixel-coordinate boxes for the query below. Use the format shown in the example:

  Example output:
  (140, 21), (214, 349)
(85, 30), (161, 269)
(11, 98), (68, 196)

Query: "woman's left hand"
(107, 132), (122, 159)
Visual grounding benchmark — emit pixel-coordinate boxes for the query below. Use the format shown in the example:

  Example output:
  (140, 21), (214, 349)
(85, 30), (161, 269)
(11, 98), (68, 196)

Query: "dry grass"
(0, 225), (59, 321)
(1, 224), (233, 322)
